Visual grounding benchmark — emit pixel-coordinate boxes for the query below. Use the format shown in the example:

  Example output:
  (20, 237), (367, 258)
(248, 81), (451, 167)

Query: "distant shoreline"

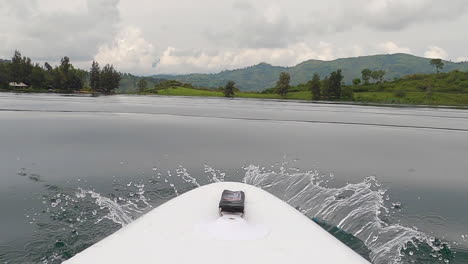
(2, 90), (467, 110)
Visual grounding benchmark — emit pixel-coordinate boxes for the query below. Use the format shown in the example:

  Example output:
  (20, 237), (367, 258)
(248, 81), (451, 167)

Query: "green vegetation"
(352, 78), (361, 86)
(137, 67), (468, 107)
(0, 50), (87, 93)
(138, 80), (196, 94)
(89, 61), (100, 92)
(149, 54), (468, 92)
(98, 64), (121, 94)
(132, 84), (468, 106)
(275, 72), (291, 97)
(351, 71), (468, 94)
(2, 51), (468, 107)
(117, 74), (164, 93)
(354, 92), (468, 106)
(347, 70), (468, 105)
(329, 69), (344, 99)
(361, 69), (386, 84)
(371, 70), (386, 83)
(138, 86), (312, 100)
(430, 59), (444, 74)
(310, 73), (321, 100)
(361, 69), (372, 85)
(137, 78), (148, 92)
(143, 87), (224, 97)
(223, 81), (236, 97)
(0, 51), (121, 94)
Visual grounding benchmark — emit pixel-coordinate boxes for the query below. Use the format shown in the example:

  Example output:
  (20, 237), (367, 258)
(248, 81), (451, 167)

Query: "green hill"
(137, 70), (468, 106)
(151, 54), (468, 92)
(118, 73), (165, 93)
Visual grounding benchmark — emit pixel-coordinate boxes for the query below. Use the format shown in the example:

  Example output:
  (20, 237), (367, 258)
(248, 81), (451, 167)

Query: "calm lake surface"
(1, 93), (467, 263)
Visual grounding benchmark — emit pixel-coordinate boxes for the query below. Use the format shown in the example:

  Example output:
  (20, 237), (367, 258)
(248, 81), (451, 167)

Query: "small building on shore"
(9, 82), (28, 89)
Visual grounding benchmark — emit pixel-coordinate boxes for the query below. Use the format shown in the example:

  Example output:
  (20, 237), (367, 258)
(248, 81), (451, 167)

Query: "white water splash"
(76, 189), (133, 226)
(176, 166), (200, 187)
(42, 164), (452, 264)
(241, 165), (449, 264)
(204, 165), (225, 182)
(72, 182), (153, 228)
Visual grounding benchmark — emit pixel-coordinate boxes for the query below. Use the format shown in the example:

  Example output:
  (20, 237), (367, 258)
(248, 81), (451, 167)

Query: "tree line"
(220, 70), (349, 99)
(267, 57), (445, 99)
(209, 58), (449, 100)
(271, 70), (347, 100)
(89, 60), (121, 94)
(357, 69), (386, 85)
(0, 50), (121, 94)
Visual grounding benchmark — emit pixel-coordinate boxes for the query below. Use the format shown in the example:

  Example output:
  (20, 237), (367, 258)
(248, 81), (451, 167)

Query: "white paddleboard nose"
(196, 214), (270, 241)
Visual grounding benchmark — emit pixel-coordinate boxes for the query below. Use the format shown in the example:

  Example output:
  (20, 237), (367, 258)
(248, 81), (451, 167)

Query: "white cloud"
(424, 46), (448, 59)
(457, 57), (468, 62)
(155, 42), (337, 74)
(2, 0), (468, 74)
(351, 45), (365, 57)
(205, 2), (304, 49)
(340, 0), (468, 31)
(378, 41), (411, 54)
(0, 0), (120, 61)
(95, 26), (158, 75)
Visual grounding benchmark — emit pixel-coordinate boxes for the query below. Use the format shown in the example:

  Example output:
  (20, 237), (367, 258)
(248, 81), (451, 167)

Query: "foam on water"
(6, 164), (465, 264)
(241, 165), (454, 264)
(76, 189), (134, 227)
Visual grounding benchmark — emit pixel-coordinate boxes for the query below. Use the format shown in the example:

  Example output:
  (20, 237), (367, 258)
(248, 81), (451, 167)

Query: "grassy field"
(354, 92), (468, 106)
(141, 87), (315, 100)
(3, 85), (467, 107)
(137, 86), (468, 107)
(153, 87), (224, 97)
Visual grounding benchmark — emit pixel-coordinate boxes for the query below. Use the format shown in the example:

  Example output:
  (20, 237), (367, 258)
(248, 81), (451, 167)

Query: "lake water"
(0, 93), (467, 263)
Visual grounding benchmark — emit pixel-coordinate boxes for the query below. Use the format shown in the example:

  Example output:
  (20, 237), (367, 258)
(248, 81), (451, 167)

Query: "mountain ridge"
(151, 53), (468, 92)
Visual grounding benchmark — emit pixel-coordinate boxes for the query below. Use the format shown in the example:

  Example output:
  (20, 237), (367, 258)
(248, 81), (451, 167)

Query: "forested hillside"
(151, 54), (468, 92)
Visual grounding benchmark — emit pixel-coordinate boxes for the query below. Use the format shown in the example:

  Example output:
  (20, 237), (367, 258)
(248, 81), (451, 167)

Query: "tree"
(100, 64), (121, 94)
(310, 73), (321, 100)
(89, 61), (100, 92)
(361, 69), (372, 85)
(329, 69), (344, 99)
(378, 70), (386, 83)
(30, 64), (46, 88)
(0, 63), (10, 89)
(1, 51), (87, 92)
(44, 62), (53, 71)
(60, 56), (71, 74)
(430, 59), (444, 74)
(276, 72), (290, 97)
(54, 56), (81, 93)
(321, 76), (330, 100)
(10, 50), (33, 84)
(371, 70), (386, 83)
(223, 80), (236, 97)
(10, 50), (22, 82)
(352, 78), (361, 85)
(137, 79), (148, 92)
(68, 72), (83, 92)
(11, 50), (21, 64)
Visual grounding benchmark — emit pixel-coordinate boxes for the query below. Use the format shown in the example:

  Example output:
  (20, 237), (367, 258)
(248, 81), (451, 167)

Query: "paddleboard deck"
(64, 182), (370, 263)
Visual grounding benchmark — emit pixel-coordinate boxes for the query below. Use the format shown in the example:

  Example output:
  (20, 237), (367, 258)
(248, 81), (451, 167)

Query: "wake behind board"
(64, 182), (370, 263)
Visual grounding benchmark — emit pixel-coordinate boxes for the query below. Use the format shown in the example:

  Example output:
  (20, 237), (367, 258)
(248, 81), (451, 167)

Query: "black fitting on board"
(219, 190), (245, 215)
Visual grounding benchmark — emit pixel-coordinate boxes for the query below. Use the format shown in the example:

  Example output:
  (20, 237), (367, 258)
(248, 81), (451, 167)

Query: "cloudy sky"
(1, 0), (468, 75)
